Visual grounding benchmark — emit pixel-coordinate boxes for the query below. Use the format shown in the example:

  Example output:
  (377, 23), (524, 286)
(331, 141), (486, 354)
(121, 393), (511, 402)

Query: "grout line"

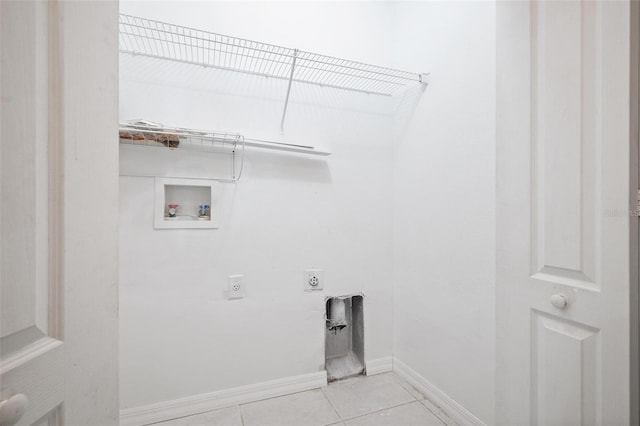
(320, 386), (344, 421)
(338, 400), (427, 423)
(389, 372), (452, 425)
(418, 399), (455, 426)
(238, 404), (245, 426)
(321, 373), (421, 423)
(236, 386), (322, 406)
(389, 371), (424, 401)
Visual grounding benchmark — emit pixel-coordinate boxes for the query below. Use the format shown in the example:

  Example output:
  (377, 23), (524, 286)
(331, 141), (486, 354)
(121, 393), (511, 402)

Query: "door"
(496, 1), (632, 425)
(0, 1), (119, 425)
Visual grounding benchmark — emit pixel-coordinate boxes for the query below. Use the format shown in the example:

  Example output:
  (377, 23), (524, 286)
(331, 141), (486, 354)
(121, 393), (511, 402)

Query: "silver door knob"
(0, 394), (28, 426)
(550, 294), (568, 309)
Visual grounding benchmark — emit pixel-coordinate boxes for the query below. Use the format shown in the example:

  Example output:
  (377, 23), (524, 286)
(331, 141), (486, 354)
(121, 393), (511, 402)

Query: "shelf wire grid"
(119, 122), (246, 180)
(119, 123), (243, 154)
(119, 14), (424, 96)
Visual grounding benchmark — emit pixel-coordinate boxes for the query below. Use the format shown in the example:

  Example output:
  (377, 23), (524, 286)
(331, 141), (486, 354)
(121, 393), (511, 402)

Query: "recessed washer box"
(154, 177), (219, 229)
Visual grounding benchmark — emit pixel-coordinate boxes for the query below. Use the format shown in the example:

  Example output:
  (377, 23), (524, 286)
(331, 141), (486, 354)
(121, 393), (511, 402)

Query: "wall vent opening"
(325, 295), (365, 382)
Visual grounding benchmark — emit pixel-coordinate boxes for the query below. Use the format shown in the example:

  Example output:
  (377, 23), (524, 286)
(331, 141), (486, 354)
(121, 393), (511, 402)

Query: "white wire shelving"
(119, 120), (332, 181)
(119, 121), (245, 181)
(119, 14), (429, 131)
(119, 122), (242, 153)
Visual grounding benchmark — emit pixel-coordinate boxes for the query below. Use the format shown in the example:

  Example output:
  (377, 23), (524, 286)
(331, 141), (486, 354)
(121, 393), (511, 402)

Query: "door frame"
(54, 1), (120, 423)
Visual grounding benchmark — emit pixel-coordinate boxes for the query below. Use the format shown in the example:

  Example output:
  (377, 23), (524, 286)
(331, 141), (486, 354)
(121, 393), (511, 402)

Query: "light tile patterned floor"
(152, 373), (456, 426)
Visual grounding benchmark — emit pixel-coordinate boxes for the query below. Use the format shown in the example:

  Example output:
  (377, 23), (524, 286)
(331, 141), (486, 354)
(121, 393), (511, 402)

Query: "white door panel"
(532, 0), (598, 287)
(1, 1), (119, 425)
(497, 1), (631, 425)
(1, 2), (64, 425)
(532, 311), (599, 426)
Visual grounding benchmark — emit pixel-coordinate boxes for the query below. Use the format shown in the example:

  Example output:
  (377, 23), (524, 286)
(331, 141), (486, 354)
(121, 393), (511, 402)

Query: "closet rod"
(244, 138), (330, 156)
(119, 122), (330, 156)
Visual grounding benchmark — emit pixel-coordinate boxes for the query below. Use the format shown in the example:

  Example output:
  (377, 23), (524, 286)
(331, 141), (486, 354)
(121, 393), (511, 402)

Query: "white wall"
(119, 2), (497, 422)
(119, 1), (396, 410)
(391, 2), (496, 424)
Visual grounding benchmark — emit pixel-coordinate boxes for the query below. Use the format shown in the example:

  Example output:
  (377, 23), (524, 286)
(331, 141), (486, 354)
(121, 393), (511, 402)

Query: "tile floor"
(152, 373), (456, 426)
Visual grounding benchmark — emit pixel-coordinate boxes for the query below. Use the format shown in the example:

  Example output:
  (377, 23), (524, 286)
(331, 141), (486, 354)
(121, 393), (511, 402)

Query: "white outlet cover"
(227, 275), (244, 299)
(304, 269), (324, 291)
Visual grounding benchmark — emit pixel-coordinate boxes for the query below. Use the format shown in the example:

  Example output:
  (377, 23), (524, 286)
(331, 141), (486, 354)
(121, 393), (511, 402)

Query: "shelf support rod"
(280, 49), (299, 133)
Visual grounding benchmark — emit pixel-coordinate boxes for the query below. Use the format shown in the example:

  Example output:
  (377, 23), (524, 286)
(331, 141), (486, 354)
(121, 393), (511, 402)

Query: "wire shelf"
(119, 14), (426, 97)
(119, 121), (246, 181)
(119, 121), (243, 154)
(118, 120), (331, 181)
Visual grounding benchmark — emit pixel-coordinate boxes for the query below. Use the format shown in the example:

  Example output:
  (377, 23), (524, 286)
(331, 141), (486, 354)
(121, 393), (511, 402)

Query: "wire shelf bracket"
(280, 49), (299, 132)
(119, 14), (430, 130)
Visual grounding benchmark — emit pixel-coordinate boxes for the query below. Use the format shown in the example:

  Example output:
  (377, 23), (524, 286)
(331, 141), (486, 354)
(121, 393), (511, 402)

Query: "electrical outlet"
(227, 275), (244, 299)
(304, 269), (324, 291)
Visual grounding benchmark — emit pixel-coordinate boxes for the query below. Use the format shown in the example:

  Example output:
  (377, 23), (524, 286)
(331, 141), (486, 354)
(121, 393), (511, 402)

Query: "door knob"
(0, 394), (28, 426)
(550, 293), (568, 309)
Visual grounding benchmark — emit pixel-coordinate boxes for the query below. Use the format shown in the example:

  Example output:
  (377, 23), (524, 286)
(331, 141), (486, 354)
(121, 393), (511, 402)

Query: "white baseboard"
(393, 357), (486, 426)
(365, 356), (393, 376)
(120, 371), (327, 426)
